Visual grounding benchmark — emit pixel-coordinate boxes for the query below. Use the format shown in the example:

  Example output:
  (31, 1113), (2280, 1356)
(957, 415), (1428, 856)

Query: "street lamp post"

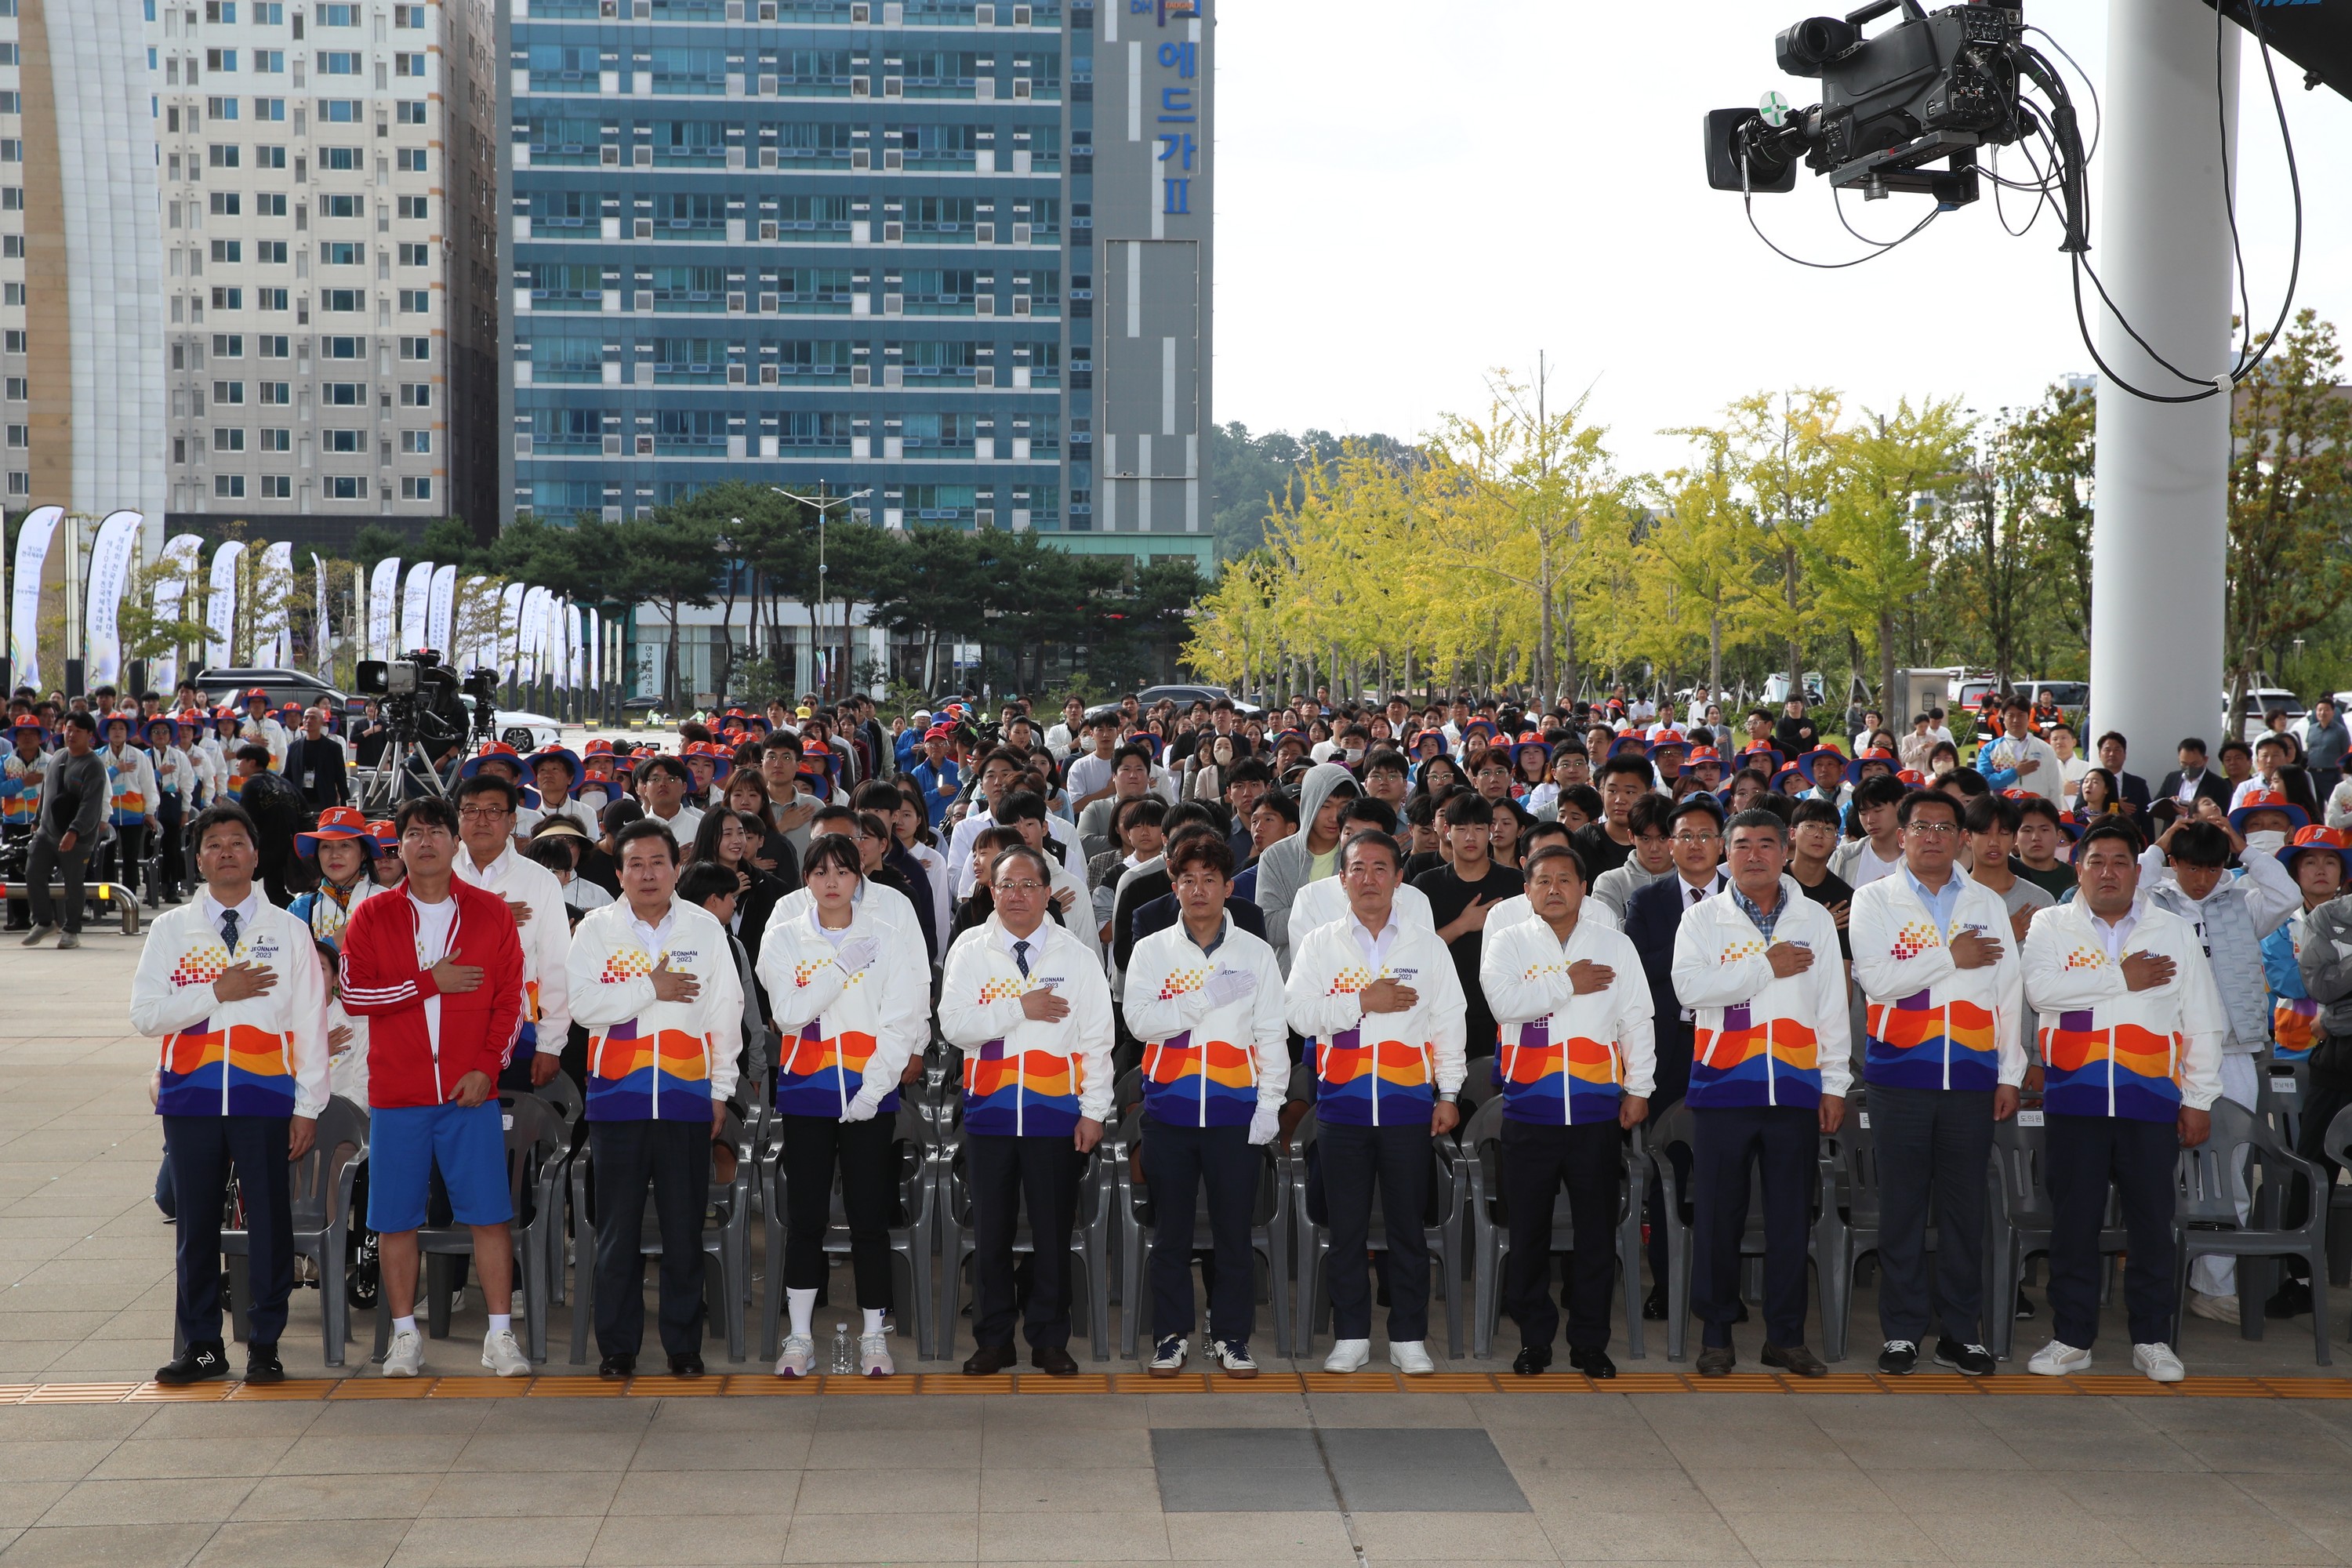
(771, 486), (871, 701)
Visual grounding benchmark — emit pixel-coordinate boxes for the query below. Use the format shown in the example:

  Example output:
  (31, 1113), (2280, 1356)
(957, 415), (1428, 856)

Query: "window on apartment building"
(253, 50), (284, 73)
(260, 475), (290, 498)
(5, 379), (26, 401)
(325, 476), (363, 499)
(256, 240), (286, 263)
(394, 53), (424, 77)
(318, 2), (358, 23)
(321, 379), (365, 401)
(397, 242), (429, 266)
(394, 4), (423, 26)
(0, 141), (18, 164)
(395, 147), (427, 172)
(212, 427), (245, 452)
(257, 336), (289, 358)
(256, 151), (286, 174)
(400, 430), (430, 455)
(397, 289), (429, 314)
(210, 239), (241, 263)
(215, 475), (246, 498)
(5, 473), (27, 498)
(320, 241), (361, 264)
(321, 194), (360, 218)
(256, 288), (289, 310)
(322, 429), (362, 452)
(3, 426), (24, 450)
(209, 286), (242, 309)
(399, 382), (430, 407)
(318, 51), (359, 74)
(1, 285), (20, 308)
(1, 189), (23, 212)
(319, 288), (362, 312)
(205, 97), (239, 122)
(212, 380), (245, 404)
(259, 380), (289, 403)
(260, 428), (289, 452)
(320, 147), (361, 171)
(204, 2), (237, 21)
(208, 144), (239, 168)
(255, 2), (281, 21)
(401, 476), (431, 501)
(211, 333), (244, 358)
(396, 195), (428, 220)
(396, 100), (426, 125)
(204, 51), (238, 74)
(209, 192), (241, 216)
(319, 336), (363, 360)
(252, 96), (285, 120)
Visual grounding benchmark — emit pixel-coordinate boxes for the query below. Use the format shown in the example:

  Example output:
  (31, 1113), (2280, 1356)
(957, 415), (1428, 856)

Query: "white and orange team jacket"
(1480, 913), (1654, 1126)
(1283, 909), (1468, 1128)
(565, 896), (743, 1122)
(938, 916), (1116, 1138)
(1121, 916), (1289, 1130)
(456, 844), (572, 1069)
(1669, 877), (1854, 1110)
(1848, 871), (2027, 1094)
(132, 898), (332, 1121)
(757, 902), (931, 1119)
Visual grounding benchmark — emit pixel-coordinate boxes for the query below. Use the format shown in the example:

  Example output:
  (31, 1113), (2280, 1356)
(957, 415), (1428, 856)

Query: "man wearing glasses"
(938, 844), (1115, 1377)
(452, 773), (572, 1091)
(1847, 789), (2025, 1377)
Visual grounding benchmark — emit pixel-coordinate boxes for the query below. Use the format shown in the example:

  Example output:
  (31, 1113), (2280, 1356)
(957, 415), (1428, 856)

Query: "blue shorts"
(367, 1102), (514, 1233)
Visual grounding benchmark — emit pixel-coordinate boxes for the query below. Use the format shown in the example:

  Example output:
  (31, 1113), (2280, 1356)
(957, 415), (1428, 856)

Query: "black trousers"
(589, 1118), (710, 1359)
(1142, 1116), (1258, 1346)
(967, 1132), (1083, 1351)
(107, 822), (147, 891)
(25, 834), (89, 932)
(779, 1112), (898, 1308)
(2045, 1112), (2178, 1348)
(162, 1114), (292, 1348)
(1871, 1084), (1994, 1345)
(1501, 1118), (1624, 1352)
(155, 797), (185, 894)
(1319, 1120), (1432, 1342)
(1691, 1104), (1817, 1348)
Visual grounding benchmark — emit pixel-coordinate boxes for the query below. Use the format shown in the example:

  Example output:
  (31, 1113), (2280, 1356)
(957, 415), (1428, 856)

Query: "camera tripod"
(361, 734), (466, 811)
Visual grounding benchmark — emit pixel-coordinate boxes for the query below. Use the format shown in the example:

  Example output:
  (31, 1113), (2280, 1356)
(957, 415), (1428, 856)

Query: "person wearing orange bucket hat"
(368, 820), (407, 888)
(238, 688), (289, 771)
(289, 806), (384, 950)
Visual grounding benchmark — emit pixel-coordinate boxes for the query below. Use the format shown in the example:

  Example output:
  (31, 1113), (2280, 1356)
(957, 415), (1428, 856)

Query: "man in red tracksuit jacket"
(339, 796), (530, 1377)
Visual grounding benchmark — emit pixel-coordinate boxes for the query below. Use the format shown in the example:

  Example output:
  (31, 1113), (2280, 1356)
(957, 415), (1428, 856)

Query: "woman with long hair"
(721, 768), (801, 891)
(756, 835), (929, 1379)
(2071, 766), (2121, 819)
(1413, 753), (1468, 804)
(688, 807), (789, 964)
(889, 776), (952, 956)
(1188, 733), (1239, 802)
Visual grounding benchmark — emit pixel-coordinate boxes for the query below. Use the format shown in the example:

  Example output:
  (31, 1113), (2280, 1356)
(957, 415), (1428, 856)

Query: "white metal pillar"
(2088, 0), (2238, 757)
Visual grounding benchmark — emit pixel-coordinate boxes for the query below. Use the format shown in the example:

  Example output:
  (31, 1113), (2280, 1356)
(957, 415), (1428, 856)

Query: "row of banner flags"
(2, 507), (604, 698)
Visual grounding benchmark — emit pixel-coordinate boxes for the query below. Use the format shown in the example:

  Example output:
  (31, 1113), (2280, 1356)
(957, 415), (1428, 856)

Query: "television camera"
(354, 651), (501, 804)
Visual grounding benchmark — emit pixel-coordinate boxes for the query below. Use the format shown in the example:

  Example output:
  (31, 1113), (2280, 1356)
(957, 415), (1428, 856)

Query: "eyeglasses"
(1671, 832), (1721, 846)
(993, 879), (1047, 895)
(1906, 822), (1960, 837)
(456, 807), (510, 822)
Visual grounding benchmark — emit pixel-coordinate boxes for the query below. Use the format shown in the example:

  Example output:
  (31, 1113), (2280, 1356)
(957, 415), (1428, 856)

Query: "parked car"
(1135, 684), (1263, 715)
(2227, 687), (2307, 744)
(193, 666), (350, 717)
(463, 697), (562, 753)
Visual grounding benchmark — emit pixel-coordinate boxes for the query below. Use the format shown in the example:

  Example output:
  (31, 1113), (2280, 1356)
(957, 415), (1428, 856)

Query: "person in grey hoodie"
(23, 711), (106, 949)
(1253, 761), (1361, 972)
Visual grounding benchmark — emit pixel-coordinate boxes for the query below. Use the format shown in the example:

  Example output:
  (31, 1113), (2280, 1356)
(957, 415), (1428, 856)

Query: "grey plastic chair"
(532, 1075), (586, 1306)
(564, 1104), (752, 1364)
(212, 1094), (370, 1367)
(1985, 1111), (2131, 1361)
(757, 1096), (937, 1363)
(1462, 1094), (1648, 1361)
(2176, 1098), (2332, 1363)
(1288, 1106), (1465, 1359)
(372, 1091), (570, 1364)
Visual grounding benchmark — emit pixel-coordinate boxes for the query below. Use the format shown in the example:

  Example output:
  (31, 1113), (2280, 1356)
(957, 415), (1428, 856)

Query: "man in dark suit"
(1621, 800), (1730, 1319)
(2094, 731), (2151, 817)
(2156, 737), (2234, 815)
(280, 708), (349, 811)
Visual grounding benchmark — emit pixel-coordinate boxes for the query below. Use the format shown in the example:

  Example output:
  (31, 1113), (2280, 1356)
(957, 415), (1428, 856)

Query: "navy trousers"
(967, 1133), (1083, 1351)
(1319, 1120), (1433, 1343)
(589, 1118), (710, 1359)
(2045, 1112), (2179, 1348)
(1141, 1116), (1260, 1347)
(1870, 1084), (1995, 1345)
(1690, 1103), (1817, 1349)
(162, 1114), (293, 1348)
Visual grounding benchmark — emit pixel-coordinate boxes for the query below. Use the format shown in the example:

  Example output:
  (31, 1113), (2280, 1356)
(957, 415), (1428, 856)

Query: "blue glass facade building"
(501, 0), (1212, 578)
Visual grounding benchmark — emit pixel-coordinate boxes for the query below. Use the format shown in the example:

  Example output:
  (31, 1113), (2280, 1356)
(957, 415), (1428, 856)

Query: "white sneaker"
(1389, 1340), (1436, 1375)
(858, 1333), (894, 1378)
(1323, 1338), (1371, 1373)
(2187, 1291), (2239, 1325)
(381, 1327), (425, 1377)
(775, 1334), (815, 1378)
(1149, 1335), (1189, 1376)
(2132, 1341), (2187, 1383)
(1213, 1339), (1258, 1377)
(481, 1327), (531, 1377)
(2027, 1338), (2092, 1376)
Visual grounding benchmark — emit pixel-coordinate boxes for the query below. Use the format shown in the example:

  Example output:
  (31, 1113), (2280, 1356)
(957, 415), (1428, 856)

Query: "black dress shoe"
(964, 1341), (1018, 1376)
(1030, 1345), (1080, 1377)
(1694, 1345), (1736, 1377)
(2015, 1287), (2036, 1321)
(2266, 1278), (2314, 1319)
(245, 1344), (285, 1384)
(1566, 1346), (1617, 1380)
(1511, 1344), (1552, 1377)
(1642, 1285), (1668, 1321)
(156, 1341), (230, 1385)
(1762, 1341), (1828, 1378)
(668, 1352), (705, 1378)
(598, 1353), (636, 1381)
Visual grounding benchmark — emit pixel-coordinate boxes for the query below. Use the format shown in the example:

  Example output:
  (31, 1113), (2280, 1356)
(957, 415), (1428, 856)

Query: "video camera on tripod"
(354, 650), (501, 803)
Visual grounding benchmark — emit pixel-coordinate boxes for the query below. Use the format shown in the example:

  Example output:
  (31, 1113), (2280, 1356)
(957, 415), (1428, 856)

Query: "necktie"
(1689, 883), (1704, 908)
(1014, 938), (1031, 978)
(220, 909), (241, 953)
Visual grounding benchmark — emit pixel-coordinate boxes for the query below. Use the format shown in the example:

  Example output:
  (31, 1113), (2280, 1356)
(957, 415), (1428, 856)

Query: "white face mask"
(2245, 829), (2289, 857)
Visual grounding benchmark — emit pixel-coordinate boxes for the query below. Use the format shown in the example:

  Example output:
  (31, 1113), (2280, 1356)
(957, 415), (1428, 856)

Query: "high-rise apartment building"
(4, 0), (169, 551)
(146, 0), (499, 550)
(503, 0), (1213, 577)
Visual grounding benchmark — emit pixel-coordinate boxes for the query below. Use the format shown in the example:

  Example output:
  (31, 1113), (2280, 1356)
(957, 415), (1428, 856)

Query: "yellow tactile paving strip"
(7, 1371), (2350, 1404)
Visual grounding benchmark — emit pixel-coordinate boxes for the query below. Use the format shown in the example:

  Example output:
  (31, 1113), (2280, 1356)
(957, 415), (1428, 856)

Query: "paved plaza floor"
(3, 922), (2351, 1566)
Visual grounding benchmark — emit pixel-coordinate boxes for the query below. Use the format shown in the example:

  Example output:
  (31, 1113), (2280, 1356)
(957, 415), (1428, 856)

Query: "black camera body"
(356, 650), (499, 752)
(1708, 2), (2028, 208)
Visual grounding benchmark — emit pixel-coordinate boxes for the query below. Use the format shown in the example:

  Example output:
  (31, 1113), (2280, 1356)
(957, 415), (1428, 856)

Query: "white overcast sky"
(1212, 0), (2350, 475)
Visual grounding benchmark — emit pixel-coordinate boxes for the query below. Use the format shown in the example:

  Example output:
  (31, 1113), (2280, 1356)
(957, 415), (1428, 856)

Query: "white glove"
(2244, 829), (2288, 857)
(841, 1087), (884, 1123)
(1203, 967), (1257, 1009)
(837, 937), (881, 974)
(1247, 1103), (1281, 1147)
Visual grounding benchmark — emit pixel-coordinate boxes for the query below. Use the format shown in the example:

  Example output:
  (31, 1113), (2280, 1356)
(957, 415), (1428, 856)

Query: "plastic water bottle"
(830, 1321), (855, 1374)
